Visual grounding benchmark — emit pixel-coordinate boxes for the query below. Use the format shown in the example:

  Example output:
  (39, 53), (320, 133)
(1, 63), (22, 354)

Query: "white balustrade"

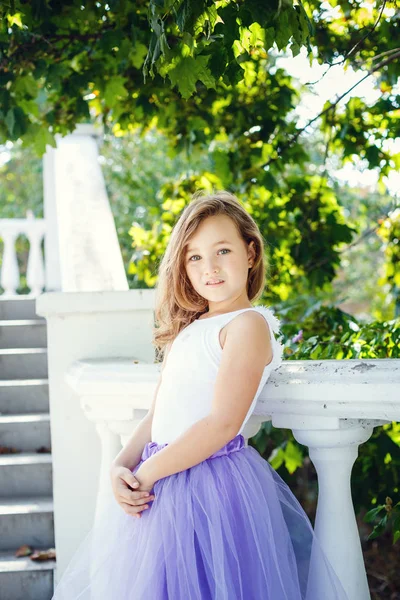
(37, 287), (400, 598)
(66, 355), (400, 600)
(0, 210), (46, 296)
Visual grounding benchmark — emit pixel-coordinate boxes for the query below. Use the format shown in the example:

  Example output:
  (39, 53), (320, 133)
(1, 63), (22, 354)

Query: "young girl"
(52, 191), (349, 599)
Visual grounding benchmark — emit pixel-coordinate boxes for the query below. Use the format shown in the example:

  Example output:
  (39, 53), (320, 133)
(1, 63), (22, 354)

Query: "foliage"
(283, 304), (400, 360)
(0, 141), (43, 216)
(0, 0), (313, 152)
(377, 210), (400, 315)
(0, 0), (398, 179)
(2, 1), (398, 310)
(364, 496), (400, 545)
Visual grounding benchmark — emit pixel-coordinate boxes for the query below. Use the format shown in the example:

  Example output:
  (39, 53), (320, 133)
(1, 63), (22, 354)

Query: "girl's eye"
(188, 249), (230, 262)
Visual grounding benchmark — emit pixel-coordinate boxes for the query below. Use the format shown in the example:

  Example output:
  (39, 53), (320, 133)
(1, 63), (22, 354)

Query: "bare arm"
(135, 312), (272, 486)
(110, 342), (172, 472)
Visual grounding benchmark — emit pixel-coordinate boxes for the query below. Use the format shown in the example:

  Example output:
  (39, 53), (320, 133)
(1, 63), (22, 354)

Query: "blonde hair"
(153, 190), (268, 355)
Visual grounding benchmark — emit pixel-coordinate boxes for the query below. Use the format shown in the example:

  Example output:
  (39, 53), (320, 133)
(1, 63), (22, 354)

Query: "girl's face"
(184, 214), (256, 312)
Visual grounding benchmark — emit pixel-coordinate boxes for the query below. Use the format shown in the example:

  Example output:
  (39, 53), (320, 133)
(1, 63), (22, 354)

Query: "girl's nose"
(204, 260), (219, 274)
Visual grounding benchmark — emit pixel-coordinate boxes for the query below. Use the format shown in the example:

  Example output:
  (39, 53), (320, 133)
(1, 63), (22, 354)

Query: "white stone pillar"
(292, 419), (384, 600)
(94, 423), (122, 521)
(42, 123), (127, 292)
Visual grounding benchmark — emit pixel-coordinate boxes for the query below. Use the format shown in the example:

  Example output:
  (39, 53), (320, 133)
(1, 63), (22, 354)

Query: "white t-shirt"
(151, 306), (284, 444)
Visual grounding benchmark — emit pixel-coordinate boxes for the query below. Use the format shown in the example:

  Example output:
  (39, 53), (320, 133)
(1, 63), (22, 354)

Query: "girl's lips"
(206, 280), (225, 286)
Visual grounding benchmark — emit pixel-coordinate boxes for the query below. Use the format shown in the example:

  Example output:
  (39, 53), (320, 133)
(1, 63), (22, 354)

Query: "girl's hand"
(110, 465), (155, 519)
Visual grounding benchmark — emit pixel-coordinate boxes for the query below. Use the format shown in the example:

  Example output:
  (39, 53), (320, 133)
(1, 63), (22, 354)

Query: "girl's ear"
(248, 240), (256, 261)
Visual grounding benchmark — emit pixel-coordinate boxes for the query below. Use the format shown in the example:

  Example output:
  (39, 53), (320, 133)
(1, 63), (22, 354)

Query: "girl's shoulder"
(219, 306), (283, 366)
(220, 305), (282, 335)
(248, 305), (282, 336)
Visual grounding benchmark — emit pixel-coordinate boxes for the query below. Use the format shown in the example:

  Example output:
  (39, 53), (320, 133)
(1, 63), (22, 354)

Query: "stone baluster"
(289, 417), (387, 600)
(0, 215), (47, 296)
(26, 211), (46, 296)
(0, 229), (19, 296)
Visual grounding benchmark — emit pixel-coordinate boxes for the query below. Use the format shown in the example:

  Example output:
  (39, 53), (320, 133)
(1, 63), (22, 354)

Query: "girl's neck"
(199, 304), (253, 320)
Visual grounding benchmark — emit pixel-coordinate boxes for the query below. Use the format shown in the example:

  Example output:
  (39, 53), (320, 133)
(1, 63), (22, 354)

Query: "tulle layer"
(52, 435), (349, 600)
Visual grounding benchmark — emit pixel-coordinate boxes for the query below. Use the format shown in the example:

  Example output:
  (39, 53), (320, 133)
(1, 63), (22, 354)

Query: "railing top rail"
(65, 357), (400, 422)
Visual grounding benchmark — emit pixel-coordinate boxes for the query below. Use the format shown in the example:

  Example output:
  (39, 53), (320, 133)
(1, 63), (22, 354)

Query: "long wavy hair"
(153, 190), (268, 356)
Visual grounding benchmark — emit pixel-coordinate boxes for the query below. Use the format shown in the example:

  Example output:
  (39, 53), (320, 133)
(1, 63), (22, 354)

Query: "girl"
(52, 191), (349, 599)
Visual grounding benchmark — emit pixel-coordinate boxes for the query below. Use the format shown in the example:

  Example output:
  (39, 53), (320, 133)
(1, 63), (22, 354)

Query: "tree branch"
(305, 0), (387, 87)
(335, 0), (387, 65)
(0, 27), (116, 71)
(262, 49), (400, 171)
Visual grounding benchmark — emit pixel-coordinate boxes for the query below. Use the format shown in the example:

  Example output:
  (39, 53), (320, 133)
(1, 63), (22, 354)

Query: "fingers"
(119, 502), (150, 518)
(111, 467), (156, 515)
(118, 474), (150, 497)
(120, 469), (141, 490)
(117, 485), (155, 506)
(121, 490), (155, 507)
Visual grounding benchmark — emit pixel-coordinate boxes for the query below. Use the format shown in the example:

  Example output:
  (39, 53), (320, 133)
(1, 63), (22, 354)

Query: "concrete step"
(0, 497), (54, 551)
(0, 549), (55, 600)
(0, 297), (44, 321)
(0, 413), (51, 453)
(0, 379), (49, 415)
(0, 348), (48, 380)
(0, 453), (53, 498)
(0, 319), (47, 349)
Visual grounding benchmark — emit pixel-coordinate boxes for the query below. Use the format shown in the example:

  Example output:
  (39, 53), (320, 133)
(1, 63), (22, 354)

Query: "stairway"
(0, 297), (55, 600)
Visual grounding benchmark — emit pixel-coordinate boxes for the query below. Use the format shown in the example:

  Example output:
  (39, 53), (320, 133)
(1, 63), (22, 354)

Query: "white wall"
(36, 288), (156, 582)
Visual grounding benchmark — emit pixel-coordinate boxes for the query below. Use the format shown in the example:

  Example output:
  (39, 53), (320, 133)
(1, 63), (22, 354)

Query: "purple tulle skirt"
(52, 434), (349, 599)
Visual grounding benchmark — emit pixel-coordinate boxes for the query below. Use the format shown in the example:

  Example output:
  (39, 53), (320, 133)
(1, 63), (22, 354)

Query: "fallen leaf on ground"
(0, 445), (20, 454)
(30, 548), (56, 561)
(36, 446), (51, 453)
(15, 545), (33, 557)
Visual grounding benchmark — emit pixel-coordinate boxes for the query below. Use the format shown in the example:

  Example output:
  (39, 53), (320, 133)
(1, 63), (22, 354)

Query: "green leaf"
(310, 344), (322, 359)
(22, 123), (57, 156)
(368, 514), (389, 540)
(211, 148), (233, 187)
(5, 109), (15, 136)
(275, 10), (291, 50)
(269, 446), (284, 470)
(33, 127), (57, 156)
(392, 512), (400, 543)
(18, 98), (40, 118)
(364, 505), (384, 523)
(290, 40), (301, 57)
(104, 76), (129, 107)
(283, 440), (304, 474)
(13, 74), (38, 99)
(249, 22), (265, 47)
(130, 42), (148, 69)
(167, 55), (216, 99)
(176, 0), (206, 34)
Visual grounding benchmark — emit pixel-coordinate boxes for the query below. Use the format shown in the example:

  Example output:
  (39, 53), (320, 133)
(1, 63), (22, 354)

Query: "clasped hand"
(110, 464), (156, 519)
